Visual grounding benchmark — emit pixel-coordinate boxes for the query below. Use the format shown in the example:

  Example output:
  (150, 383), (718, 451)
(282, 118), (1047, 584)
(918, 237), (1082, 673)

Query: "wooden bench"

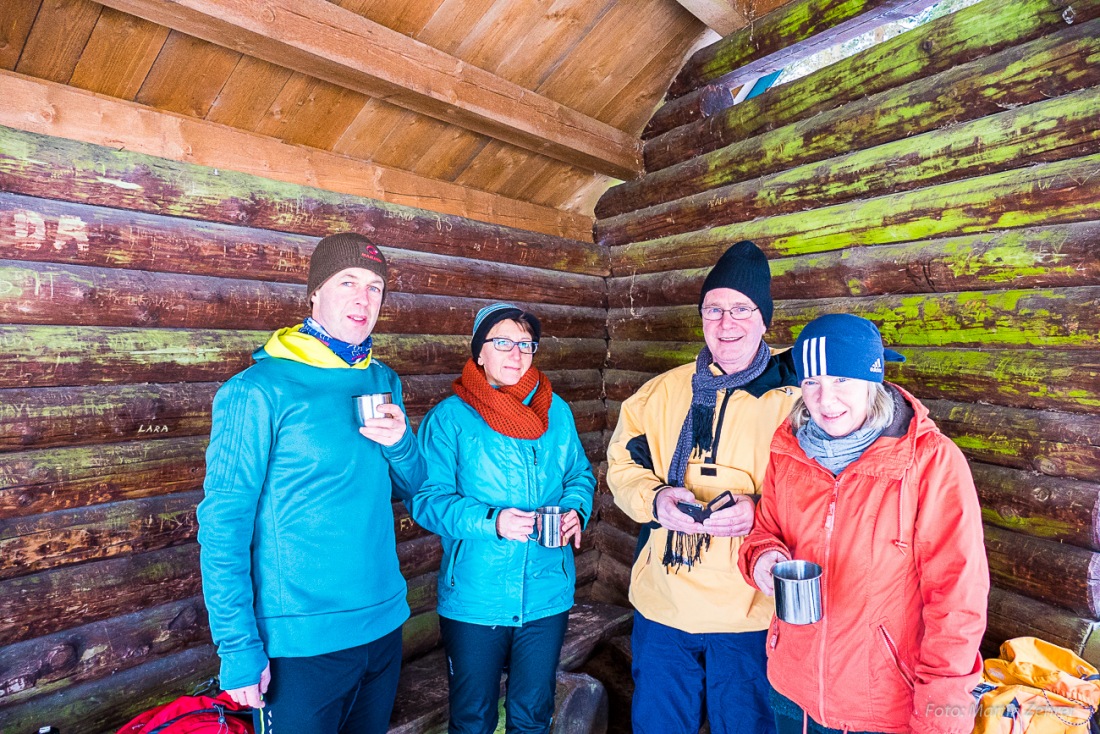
(389, 602), (633, 734)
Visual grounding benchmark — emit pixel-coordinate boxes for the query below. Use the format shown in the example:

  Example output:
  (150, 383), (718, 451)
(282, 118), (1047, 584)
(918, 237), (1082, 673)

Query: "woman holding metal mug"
(738, 314), (988, 734)
(411, 302), (596, 734)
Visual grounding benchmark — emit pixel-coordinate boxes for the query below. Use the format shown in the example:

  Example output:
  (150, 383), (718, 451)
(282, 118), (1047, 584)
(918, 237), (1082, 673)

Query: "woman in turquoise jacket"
(412, 302), (596, 734)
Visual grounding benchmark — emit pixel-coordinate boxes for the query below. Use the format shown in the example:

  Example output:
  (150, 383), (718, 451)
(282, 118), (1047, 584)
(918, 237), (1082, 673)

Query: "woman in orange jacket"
(738, 314), (988, 734)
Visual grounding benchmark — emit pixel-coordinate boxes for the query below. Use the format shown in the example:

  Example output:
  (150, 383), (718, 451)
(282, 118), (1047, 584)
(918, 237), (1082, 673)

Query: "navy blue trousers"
(631, 612), (776, 734)
(253, 626), (403, 734)
(439, 612), (569, 734)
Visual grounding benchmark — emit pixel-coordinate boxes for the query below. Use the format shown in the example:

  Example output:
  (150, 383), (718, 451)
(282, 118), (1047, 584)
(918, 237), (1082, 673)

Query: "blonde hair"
(789, 381), (895, 433)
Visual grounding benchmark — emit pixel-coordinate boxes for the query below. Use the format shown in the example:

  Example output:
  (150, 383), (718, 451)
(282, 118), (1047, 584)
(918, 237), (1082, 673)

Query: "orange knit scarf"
(453, 358), (552, 439)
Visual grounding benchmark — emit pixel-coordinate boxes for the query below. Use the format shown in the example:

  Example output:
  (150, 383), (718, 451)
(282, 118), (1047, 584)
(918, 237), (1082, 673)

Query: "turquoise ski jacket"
(198, 328), (425, 690)
(411, 393), (595, 627)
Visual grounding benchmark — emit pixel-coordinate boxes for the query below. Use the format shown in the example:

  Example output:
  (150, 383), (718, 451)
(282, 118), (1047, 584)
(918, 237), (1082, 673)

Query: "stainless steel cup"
(529, 506), (565, 548)
(773, 560), (823, 625)
(354, 392), (394, 426)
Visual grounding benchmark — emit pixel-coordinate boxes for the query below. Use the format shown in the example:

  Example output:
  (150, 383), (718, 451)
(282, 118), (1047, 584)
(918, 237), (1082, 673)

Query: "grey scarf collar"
(797, 414), (884, 475)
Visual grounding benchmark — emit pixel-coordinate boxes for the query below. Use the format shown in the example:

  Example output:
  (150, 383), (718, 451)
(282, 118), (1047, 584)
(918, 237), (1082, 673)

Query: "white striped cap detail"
(801, 335), (829, 379)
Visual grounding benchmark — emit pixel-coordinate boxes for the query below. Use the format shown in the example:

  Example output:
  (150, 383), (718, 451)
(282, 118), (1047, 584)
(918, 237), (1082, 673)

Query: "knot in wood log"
(45, 643), (77, 674)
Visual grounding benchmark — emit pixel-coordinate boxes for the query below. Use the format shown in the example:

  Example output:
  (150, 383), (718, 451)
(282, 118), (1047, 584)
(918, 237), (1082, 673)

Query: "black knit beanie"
(470, 302), (542, 359)
(698, 240), (773, 327)
(307, 232), (389, 301)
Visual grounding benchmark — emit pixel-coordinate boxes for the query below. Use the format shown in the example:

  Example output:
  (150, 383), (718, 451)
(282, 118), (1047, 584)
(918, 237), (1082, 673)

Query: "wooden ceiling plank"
(68, 7), (170, 99)
(250, 73), (368, 150)
(413, 131), (492, 182)
(14, 0), (101, 84)
(205, 56), (295, 130)
(0, 0), (43, 71)
(416, 0), (501, 56)
(672, 0), (749, 36)
(134, 31), (241, 118)
(95, 0), (642, 179)
(0, 70), (593, 240)
(330, 99), (417, 161)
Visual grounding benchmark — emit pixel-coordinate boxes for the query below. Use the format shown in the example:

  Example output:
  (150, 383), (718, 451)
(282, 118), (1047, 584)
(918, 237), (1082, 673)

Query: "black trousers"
(439, 612), (569, 734)
(253, 626), (403, 734)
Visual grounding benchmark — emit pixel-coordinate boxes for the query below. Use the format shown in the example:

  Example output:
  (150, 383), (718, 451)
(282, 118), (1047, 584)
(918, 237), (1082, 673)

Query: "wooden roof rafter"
(671, 0), (750, 36)
(93, 0), (644, 181)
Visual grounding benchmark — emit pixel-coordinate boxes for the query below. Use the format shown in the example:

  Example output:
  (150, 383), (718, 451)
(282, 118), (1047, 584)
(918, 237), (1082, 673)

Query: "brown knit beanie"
(307, 232), (389, 300)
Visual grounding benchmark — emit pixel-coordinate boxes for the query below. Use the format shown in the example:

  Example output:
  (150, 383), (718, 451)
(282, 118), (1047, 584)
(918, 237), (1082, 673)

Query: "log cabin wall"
(594, 0), (1100, 660)
(0, 125), (610, 732)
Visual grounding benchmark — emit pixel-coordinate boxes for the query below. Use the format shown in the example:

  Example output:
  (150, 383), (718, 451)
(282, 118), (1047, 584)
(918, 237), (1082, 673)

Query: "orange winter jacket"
(739, 385), (989, 734)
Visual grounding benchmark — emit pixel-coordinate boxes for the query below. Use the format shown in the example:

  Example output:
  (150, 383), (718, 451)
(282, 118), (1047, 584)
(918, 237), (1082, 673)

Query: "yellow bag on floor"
(973, 637), (1099, 733)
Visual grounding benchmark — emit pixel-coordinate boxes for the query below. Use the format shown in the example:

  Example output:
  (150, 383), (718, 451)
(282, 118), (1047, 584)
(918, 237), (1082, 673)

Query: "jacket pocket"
(767, 615), (780, 658)
(877, 624), (916, 689)
(446, 540), (464, 588)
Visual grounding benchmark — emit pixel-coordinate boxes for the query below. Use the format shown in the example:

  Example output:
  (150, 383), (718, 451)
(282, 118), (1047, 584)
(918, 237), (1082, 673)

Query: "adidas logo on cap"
(869, 358), (883, 373)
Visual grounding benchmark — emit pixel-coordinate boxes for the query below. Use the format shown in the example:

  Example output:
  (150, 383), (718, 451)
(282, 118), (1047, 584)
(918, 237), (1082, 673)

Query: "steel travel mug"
(354, 392), (394, 426)
(773, 560), (823, 625)
(529, 506), (565, 548)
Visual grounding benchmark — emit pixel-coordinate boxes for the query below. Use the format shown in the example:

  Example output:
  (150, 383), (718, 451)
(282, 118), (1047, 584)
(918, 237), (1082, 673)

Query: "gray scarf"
(796, 417), (884, 475)
(663, 341), (771, 572)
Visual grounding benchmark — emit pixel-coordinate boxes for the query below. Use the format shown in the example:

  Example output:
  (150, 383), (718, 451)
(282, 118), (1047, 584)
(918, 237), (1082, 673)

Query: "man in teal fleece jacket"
(198, 232), (426, 734)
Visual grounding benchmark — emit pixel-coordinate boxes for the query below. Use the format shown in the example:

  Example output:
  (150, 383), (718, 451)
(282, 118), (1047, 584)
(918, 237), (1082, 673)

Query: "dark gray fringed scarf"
(662, 341), (771, 572)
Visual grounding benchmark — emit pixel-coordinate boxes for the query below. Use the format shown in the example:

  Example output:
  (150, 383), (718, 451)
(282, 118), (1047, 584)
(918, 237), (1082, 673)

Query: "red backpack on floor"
(116, 692), (253, 734)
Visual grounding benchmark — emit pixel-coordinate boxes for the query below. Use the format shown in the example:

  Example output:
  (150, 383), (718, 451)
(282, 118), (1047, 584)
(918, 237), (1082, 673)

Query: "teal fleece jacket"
(411, 393), (595, 627)
(197, 334), (425, 690)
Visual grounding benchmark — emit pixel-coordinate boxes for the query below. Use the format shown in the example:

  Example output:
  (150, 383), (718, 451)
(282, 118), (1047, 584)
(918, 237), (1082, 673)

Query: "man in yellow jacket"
(607, 240), (799, 734)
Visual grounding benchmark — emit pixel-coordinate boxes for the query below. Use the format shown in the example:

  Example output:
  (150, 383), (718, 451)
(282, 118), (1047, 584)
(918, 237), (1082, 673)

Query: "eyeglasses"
(490, 337), (539, 354)
(701, 305), (759, 321)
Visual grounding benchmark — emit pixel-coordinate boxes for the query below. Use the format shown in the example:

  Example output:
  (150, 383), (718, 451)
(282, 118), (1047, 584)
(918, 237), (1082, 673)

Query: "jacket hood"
(772, 383), (938, 479)
(255, 325), (373, 369)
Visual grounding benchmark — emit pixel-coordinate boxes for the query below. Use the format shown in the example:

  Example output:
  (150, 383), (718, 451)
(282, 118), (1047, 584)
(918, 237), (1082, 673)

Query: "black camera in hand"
(676, 490), (735, 523)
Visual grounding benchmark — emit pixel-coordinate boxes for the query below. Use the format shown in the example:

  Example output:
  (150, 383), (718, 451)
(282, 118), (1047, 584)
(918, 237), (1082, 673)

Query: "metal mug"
(354, 392), (393, 426)
(773, 560), (823, 625)
(529, 506), (565, 548)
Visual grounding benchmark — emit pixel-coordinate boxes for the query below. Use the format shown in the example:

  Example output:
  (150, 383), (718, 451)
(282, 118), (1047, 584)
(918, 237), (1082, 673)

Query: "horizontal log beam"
(603, 369), (656, 403)
(647, 0), (1100, 170)
(603, 85), (1100, 246)
(96, 0), (641, 179)
(593, 554), (631, 607)
(985, 586), (1100, 667)
(0, 125), (603, 269)
(0, 644), (218, 734)
(0, 596), (208, 707)
(613, 20), (1100, 217)
(984, 524), (1100, 618)
(0, 544), (201, 646)
(593, 492), (639, 539)
(611, 153), (1100, 276)
(401, 610), (440, 663)
(608, 288), (1100, 350)
(974, 462), (1100, 552)
(0, 260), (607, 337)
(606, 222), (1100, 308)
(665, 0), (910, 99)
(0, 437), (208, 520)
(0, 192), (607, 307)
(0, 327), (608, 388)
(672, 0), (748, 35)
(925, 399), (1100, 483)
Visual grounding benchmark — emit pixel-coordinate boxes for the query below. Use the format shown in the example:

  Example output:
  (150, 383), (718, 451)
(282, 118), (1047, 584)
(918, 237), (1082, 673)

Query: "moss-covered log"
(0, 544), (202, 646)
(602, 86), (1100, 246)
(0, 327), (609, 387)
(926, 399), (1100, 482)
(608, 288), (1100, 350)
(984, 524), (1100, 617)
(0, 596), (209, 707)
(0, 261), (606, 337)
(0, 192), (607, 306)
(612, 153), (1100, 276)
(974, 462), (1100, 551)
(607, 222), (1100, 308)
(985, 586), (1100, 667)
(646, 0), (1100, 170)
(0, 644), (218, 734)
(0, 127), (607, 276)
(610, 20), (1100, 218)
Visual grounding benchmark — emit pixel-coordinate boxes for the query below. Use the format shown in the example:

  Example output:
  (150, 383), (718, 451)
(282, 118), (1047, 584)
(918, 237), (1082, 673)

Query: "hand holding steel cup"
(355, 392), (407, 446)
(528, 506), (566, 548)
(772, 560), (823, 625)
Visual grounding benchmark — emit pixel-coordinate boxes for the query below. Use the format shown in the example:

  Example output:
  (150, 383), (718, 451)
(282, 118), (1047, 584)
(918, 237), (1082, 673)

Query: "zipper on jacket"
(817, 476), (842, 726)
(448, 541), (463, 587)
(706, 389), (735, 463)
(533, 446), (538, 466)
(878, 625), (916, 688)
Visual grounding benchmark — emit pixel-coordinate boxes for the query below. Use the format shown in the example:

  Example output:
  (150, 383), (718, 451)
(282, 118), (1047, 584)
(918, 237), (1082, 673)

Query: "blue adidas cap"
(794, 314), (905, 384)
